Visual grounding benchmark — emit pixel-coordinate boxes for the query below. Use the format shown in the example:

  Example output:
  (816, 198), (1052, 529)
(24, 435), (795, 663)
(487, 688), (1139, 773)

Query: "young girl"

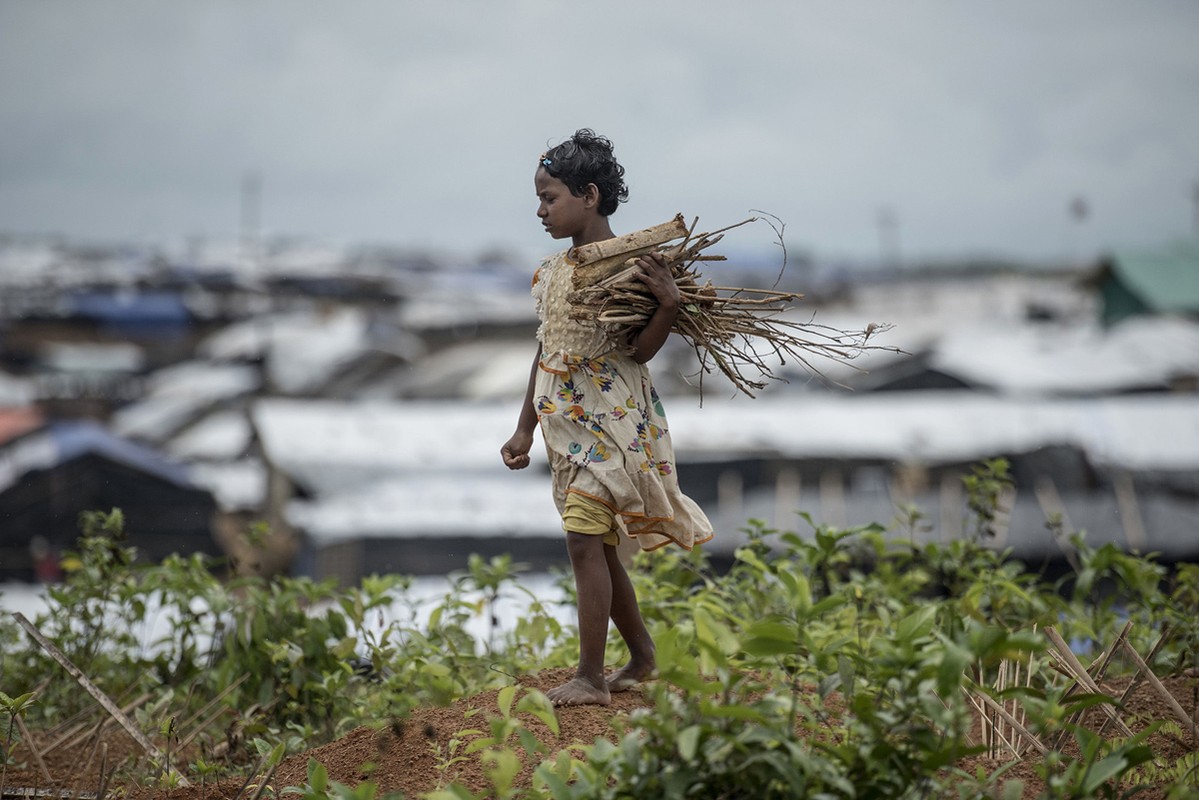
(501, 129), (714, 706)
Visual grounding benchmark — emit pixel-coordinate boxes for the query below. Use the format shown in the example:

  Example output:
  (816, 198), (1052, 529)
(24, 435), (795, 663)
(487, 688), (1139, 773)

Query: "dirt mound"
(5, 670), (1196, 798)
(268, 667), (652, 797)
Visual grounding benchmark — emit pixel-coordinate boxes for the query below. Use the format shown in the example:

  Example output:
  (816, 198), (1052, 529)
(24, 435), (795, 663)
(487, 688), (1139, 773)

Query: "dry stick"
(1022, 650), (1038, 752)
(13, 713), (53, 784)
(977, 661), (989, 757)
(1091, 621), (1134, 681)
(997, 657), (1007, 758)
(968, 686), (1048, 755)
(1044, 626), (1137, 739)
(11, 612), (190, 788)
(231, 750), (275, 800)
(570, 213), (689, 272)
(41, 707), (101, 756)
(966, 689), (1019, 757)
(1053, 622), (1134, 750)
(96, 743), (109, 800)
(570, 214), (896, 398)
(1120, 636), (1198, 741)
(176, 704), (235, 756)
(59, 694), (151, 754)
(44, 690), (148, 755)
(247, 764), (279, 800)
(1017, 625), (1039, 756)
(175, 674), (249, 752)
(959, 692), (984, 748)
(1099, 624), (1172, 737)
(989, 661), (999, 759)
(1011, 656), (1024, 754)
(71, 715), (112, 800)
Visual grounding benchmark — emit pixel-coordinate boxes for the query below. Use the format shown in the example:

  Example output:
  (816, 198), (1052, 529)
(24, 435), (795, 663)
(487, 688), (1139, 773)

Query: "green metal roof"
(1107, 240), (1199, 315)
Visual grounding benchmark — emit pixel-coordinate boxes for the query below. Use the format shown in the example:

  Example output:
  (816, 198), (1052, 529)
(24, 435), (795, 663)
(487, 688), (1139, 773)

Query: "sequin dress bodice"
(533, 250), (620, 358)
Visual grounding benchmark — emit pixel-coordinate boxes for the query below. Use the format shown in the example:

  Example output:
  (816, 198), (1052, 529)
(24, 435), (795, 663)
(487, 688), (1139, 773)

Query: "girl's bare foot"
(606, 659), (655, 692)
(546, 675), (611, 707)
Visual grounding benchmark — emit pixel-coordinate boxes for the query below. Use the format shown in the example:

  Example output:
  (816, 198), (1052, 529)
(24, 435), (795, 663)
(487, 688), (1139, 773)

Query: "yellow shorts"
(561, 492), (620, 547)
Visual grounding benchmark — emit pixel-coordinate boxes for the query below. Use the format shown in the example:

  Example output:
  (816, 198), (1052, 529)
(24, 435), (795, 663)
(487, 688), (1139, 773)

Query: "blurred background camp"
(1, 1), (1197, 595)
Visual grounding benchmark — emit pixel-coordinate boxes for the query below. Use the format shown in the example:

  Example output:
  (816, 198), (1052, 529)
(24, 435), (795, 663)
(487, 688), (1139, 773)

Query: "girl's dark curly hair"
(539, 129), (629, 216)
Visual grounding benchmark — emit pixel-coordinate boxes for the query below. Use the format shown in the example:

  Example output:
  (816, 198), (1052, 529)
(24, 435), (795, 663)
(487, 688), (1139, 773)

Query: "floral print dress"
(532, 249), (714, 552)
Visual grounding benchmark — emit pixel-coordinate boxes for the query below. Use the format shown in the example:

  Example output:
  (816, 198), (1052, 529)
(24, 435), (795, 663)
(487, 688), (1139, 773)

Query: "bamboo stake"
(1120, 636), (1198, 740)
(11, 613), (190, 788)
(1018, 625), (1037, 756)
(1091, 621), (1133, 681)
(968, 687), (1048, 755)
(1044, 626), (1136, 739)
(1052, 621), (1133, 749)
(1099, 625), (1171, 737)
(1010, 657), (1023, 754)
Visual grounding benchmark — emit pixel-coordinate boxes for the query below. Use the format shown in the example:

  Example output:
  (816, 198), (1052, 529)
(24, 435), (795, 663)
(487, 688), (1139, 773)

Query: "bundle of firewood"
(567, 213), (897, 397)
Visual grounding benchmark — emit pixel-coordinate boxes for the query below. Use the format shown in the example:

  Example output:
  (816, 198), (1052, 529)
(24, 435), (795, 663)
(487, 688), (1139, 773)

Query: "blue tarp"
(65, 290), (191, 326)
(1, 420), (195, 492)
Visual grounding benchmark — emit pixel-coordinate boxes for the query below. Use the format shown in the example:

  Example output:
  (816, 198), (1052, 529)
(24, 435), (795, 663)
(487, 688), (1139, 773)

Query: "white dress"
(532, 249), (714, 552)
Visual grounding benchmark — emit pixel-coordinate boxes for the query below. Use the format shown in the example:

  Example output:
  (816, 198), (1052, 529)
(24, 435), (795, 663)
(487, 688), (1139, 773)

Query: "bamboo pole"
(1044, 626), (1136, 739)
(1053, 621), (1133, 749)
(1099, 625), (1171, 737)
(968, 687), (1048, 755)
(1120, 636), (1198, 740)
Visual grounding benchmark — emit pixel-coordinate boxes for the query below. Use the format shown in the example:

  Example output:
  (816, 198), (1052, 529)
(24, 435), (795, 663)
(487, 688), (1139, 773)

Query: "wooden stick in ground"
(14, 713), (53, 784)
(72, 712), (113, 799)
(1044, 626), (1136, 739)
(1053, 621), (1133, 749)
(1011, 656), (1024, 754)
(59, 694), (150, 754)
(11, 612), (190, 788)
(97, 743), (110, 800)
(1120, 636), (1198, 741)
(960, 692), (985, 748)
(175, 673), (249, 752)
(1090, 621), (1133, 681)
(1099, 624), (1171, 737)
(968, 687), (1048, 755)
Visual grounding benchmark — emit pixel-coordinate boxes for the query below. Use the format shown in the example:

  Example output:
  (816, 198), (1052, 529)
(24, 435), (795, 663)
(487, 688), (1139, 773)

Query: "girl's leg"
(546, 531), (612, 706)
(604, 544), (656, 691)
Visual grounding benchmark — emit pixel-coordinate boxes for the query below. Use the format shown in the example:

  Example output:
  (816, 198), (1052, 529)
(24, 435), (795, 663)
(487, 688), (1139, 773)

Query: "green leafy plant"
(0, 690), (38, 796)
(962, 458), (1014, 542)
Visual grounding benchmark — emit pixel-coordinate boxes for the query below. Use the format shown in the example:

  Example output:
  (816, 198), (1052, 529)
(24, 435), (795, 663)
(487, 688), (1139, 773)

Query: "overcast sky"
(2, 1), (1197, 265)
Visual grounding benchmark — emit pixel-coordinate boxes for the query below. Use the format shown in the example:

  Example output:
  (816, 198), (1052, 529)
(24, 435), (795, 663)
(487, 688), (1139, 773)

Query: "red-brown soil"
(4, 669), (1195, 799)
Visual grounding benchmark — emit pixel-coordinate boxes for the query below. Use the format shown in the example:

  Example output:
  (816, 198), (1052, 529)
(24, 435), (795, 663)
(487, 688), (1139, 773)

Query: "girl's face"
(535, 167), (596, 241)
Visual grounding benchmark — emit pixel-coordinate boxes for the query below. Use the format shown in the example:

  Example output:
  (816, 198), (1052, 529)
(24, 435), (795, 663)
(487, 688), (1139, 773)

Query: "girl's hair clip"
(539, 152), (553, 167)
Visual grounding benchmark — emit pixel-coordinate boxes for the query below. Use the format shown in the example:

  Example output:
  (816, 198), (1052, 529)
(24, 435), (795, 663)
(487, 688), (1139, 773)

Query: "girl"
(501, 129), (713, 706)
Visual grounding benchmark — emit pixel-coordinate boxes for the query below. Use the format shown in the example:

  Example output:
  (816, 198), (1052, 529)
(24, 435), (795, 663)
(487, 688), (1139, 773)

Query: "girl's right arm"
(501, 344), (542, 470)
